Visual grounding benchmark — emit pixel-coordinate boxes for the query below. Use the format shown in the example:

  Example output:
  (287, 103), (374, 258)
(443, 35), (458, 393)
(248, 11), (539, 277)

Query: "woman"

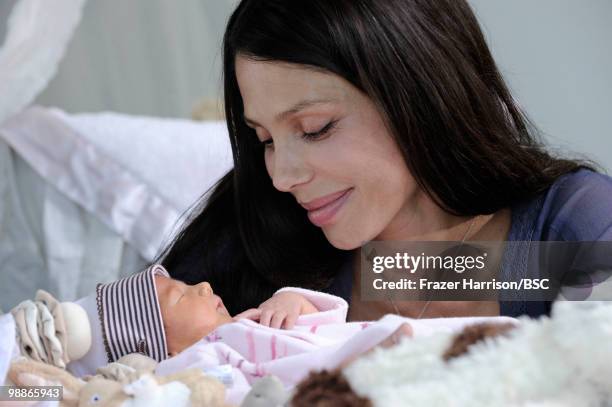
(159, 0), (612, 319)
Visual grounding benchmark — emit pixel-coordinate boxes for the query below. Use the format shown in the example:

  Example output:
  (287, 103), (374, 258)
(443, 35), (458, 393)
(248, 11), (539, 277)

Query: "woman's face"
(155, 276), (232, 355)
(235, 56), (419, 249)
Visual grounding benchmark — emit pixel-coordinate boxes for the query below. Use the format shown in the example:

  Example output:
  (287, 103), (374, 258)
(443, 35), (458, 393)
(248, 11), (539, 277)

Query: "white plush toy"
(10, 290), (91, 368)
(292, 301), (612, 406)
(61, 301), (92, 361)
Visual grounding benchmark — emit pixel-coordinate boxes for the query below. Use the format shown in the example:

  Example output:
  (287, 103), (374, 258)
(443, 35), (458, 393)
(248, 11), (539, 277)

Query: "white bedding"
(0, 107), (233, 309)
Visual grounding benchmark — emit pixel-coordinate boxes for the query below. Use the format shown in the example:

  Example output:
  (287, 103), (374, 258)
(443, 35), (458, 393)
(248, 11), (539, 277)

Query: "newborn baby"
(89, 264), (324, 365)
(154, 271), (320, 356)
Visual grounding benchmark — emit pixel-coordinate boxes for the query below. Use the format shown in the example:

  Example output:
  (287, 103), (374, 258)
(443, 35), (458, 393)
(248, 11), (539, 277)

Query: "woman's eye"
(258, 120), (337, 149)
(301, 120), (337, 141)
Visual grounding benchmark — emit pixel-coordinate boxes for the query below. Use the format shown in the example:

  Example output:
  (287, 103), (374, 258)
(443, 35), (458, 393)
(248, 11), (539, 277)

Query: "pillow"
(0, 106), (233, 261)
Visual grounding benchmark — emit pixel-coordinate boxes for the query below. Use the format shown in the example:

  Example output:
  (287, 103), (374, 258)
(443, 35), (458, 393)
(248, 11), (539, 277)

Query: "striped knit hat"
(96, 265), (169, 363)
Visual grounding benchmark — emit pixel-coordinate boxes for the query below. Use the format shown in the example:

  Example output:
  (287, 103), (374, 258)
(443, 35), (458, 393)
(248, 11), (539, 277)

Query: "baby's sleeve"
(274, 287), (348, 325)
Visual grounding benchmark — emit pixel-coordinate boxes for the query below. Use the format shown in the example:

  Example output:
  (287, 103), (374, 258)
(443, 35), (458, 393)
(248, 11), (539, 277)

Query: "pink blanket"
(155, 288), (516, 404)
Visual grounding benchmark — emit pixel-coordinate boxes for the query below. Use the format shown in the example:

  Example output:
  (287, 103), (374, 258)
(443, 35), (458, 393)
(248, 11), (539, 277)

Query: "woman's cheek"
(263, 149), (276, 179)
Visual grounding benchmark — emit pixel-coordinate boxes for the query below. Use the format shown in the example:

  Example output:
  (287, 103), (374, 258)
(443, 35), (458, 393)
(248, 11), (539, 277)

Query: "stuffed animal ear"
(291, 369), (370, 407)
(8, 358), (84, 406)
(115, 353), (158, 372)
(442, 322), (516, 361)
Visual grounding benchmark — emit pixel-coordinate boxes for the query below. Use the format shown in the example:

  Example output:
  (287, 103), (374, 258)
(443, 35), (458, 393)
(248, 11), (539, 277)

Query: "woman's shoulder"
(549, 168), (612, 199)
(537, 168), (612, 241)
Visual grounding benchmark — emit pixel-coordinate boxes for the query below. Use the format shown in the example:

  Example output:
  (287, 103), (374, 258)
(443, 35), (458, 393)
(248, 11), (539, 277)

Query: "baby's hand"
(233, 291), (318, 329)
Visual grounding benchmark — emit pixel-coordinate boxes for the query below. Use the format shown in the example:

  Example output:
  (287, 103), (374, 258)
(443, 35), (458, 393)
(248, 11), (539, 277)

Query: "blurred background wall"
(1, 0), (610, 168)
(1, 0), (237, 119)
(469, 0), (612, 172)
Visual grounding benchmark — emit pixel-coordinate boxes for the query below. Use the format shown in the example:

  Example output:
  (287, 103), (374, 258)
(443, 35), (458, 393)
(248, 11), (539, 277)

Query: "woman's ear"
(8, 359), (84, 406)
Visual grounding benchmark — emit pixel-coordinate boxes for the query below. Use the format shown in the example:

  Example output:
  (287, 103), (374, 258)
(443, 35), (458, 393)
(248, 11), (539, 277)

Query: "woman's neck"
(375, 191), (511, 242)
(350, 193), (512, 321)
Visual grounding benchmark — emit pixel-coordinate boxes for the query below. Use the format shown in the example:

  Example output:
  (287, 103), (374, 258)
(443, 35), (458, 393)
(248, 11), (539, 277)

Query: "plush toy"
(11, 290), (92, 368)
(92, 353), (159, 384)
(291, 301), (612, 406)
(8, 357), (231, 407)
(8, 357), (84, 405)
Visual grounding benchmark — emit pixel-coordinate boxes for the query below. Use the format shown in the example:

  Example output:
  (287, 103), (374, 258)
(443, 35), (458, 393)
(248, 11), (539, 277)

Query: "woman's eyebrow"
(244, 97), (337, 127)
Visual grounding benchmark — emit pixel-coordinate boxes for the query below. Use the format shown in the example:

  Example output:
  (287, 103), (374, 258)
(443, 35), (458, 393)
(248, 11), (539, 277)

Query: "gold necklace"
(390, 216), (479, 319)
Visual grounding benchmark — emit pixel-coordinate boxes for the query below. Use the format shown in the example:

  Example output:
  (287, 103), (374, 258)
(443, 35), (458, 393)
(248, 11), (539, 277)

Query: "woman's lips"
(301, 189), (351, 211)
(305, 188), (352, 226)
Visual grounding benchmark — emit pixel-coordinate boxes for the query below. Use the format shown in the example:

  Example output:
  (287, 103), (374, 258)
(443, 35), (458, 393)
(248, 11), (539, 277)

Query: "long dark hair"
(160, 0), (591, 314)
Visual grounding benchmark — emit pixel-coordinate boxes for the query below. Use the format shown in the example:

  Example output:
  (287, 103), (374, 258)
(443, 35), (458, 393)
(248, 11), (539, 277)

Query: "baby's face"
(154, 275), (233, 356)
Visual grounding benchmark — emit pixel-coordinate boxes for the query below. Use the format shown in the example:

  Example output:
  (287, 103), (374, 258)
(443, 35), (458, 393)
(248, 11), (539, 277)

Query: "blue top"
(328, 169), (612, 319)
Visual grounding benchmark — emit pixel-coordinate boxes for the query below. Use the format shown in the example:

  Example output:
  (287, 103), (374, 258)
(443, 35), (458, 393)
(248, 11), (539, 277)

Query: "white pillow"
(0, 106), (233, 260)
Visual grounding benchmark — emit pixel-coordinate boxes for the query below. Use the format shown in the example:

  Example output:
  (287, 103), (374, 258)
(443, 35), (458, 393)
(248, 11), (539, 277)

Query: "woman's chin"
(324, 229), (362, 250)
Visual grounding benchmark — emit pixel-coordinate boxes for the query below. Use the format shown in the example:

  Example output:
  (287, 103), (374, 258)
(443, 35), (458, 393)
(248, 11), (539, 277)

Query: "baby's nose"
(197, 282), (213, 297)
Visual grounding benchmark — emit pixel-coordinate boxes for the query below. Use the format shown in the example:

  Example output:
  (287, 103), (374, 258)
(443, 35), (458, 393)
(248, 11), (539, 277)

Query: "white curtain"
(0, 0), (86, 123)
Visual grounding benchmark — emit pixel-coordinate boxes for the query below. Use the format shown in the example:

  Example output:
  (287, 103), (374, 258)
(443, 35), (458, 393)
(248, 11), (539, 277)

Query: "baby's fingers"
(270, 311), (288, 329)
(234, 308), (262, 321)
(259, 309), (275, 327)
(282, 312), (298, 330)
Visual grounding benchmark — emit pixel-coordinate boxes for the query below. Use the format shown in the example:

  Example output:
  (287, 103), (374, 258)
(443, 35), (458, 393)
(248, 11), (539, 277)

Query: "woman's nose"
(197, 282), (212, 297)
(268, 142), (312, 192)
